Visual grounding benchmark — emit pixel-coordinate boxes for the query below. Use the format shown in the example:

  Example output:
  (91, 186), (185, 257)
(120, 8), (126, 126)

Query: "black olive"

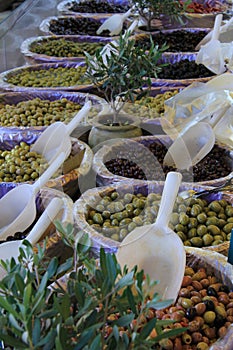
(186, 307), (197, 320)
(207, 286), (218, 298)
(214, 314), (226, 328)
(219, 285), (230, 293)
(203, 299), (215, 311)
(6, 236), (15, 241)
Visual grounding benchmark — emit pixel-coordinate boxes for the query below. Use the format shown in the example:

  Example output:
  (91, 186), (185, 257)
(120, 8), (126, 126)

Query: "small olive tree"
(84, 30), (167, 123)
(131, 0), (192, 31)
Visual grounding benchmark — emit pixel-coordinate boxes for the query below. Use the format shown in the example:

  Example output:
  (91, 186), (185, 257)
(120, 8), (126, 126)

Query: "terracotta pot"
(88, 113), (142, 148)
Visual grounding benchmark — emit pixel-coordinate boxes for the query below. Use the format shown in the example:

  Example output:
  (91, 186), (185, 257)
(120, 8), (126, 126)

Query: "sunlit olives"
(0, 98), (82, 127)
(5, 66), (91, 87)
(0, 142), (49, 183)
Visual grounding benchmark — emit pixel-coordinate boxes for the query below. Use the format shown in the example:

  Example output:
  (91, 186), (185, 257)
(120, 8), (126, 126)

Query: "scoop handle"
(26, 197), (63, 245)
(155, 172), (182, 228)
(32, 152), (66, 193)
(212, 13), (223, 41)
(66, 100), (92, 135)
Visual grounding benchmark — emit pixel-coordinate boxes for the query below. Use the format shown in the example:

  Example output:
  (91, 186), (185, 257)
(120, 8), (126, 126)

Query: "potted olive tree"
(84, 30), (167, 148)
(131, 0), (192, 31)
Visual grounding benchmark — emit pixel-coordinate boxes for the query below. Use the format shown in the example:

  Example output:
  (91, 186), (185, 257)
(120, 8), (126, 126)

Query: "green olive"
(223, 223), (233, 234)
(202, 233), (214, 246)
(203, 311), (216, 324)
(197, 225), (207, 237)
(190, 237), (203, 247)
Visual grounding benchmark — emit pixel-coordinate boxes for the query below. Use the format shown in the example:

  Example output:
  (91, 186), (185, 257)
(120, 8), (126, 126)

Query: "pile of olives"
(29, 38), (104, 57)
(85, 189), (233, 247)
(135, 30), (207, 52)
(5, 66), (90, 88)
(48, 17), (128, 37)
(157, 59), (215, 80)
(0, 98), (82, 127)
(105, 142), (232, 183)
(67, 0), (129, 14)
(123, 89), (179, 118)
(0, 142), (49, 182)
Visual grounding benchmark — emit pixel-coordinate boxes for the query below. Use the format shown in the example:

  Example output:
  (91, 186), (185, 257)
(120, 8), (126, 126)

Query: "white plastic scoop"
(31, 100), (92, 164)
(0, 197), (63, 280)
(96, 8), (133, 36)
(116, 172), (185, 303)
(0, 151), (66, 240)
(196, 13), (225, 74)
(163, 122), (215, 170)
(98, 19), (139, 67)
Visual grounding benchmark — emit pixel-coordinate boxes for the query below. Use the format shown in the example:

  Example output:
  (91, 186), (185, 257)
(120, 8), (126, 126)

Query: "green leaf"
(35, 328), (56, 348)
(153, 326), (187, 342)
(146, 299), (174, 310)
(23, 283), (32, 308)
(0, 297), (18, 318)
(137, 318), (156, 341)
(112, 324), (119, 343)
(73, 327), (96, 350)
(115, 271), (134, 291)
(112, 313), (135, 327)
(126, 286), (137, 315)
(57, 257), (73, 276)
(15, 273), (25, 295)
(0, 333), (27, 348)
(46, 257), (59, 279)
(32, 317), (41, 345)
(89, 333), (101, 350)
(9, 314), (24, 332)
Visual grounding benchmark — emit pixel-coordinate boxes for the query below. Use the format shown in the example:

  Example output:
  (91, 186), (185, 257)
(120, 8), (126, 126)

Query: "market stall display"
(0, 1), (233, 349)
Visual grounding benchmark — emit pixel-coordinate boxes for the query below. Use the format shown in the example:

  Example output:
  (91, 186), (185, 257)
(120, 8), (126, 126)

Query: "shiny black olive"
(207, 286), (218, 297)
(203, 299), (215, 311)
(186, 307), (197, 320)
